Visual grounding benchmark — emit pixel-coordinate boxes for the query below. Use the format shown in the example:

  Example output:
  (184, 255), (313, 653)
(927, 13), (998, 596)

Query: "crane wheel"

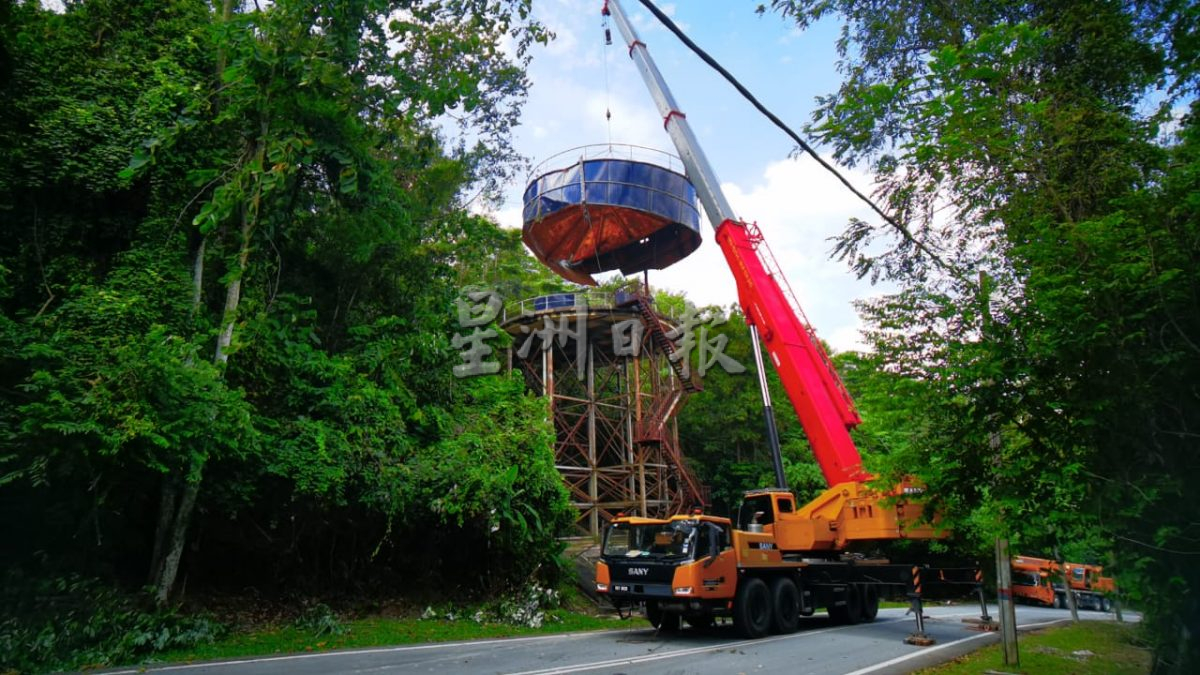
(769, 577), (801, 634)
(860, 584), (879, 622)
(829, 584), (863, 625)
(734, 577), (772, 639)
(645, 601), (681, 632)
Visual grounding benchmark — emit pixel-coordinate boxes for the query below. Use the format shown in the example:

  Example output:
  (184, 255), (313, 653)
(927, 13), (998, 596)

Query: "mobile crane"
(592, 0), (978, 638)
(1011, 555), (1115, 612)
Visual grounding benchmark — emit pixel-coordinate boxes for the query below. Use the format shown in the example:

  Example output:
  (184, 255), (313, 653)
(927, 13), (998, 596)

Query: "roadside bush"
(419, 582), (563, 629)
(0, 573), (225, 673)
(292, 602), (347, 637)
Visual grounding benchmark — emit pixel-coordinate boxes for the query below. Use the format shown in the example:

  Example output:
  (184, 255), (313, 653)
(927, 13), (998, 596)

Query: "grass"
(126, 600), (1144, 673)
(917, 620), (1152, 674)
(130, 599), (933, 668)
(137, 609), (629, 667)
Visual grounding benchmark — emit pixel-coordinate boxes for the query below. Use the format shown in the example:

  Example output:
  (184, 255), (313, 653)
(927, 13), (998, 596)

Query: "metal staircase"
(616, 289), (709, 508)
(627, 292), (701, 394)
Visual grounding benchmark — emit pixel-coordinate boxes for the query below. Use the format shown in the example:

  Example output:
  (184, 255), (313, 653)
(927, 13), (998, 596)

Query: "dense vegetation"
(673, 304), (828, 513)
(0, 1), (572, 670)
(762, 0), (1199, 671)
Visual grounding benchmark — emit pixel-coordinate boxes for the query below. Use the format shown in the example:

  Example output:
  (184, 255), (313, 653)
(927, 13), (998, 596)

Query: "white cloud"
(630, 2), (686, 34)
(485, 203), (524, 231)
(491, 1), (886, 352)
(647, 156), (887, 353)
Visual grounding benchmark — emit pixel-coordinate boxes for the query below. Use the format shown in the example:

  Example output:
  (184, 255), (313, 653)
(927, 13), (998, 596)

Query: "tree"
(0, 0), (563, 610)
(134, 0), (550, 602)
(765, 0), (1200, 668)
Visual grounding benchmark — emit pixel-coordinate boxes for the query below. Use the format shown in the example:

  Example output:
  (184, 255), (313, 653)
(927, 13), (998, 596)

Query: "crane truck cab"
(596, 495), (896, 638)
(596, 512), (742, 632)
(1011, 556), (1058, 606)
(1065, 562), (1116, 610)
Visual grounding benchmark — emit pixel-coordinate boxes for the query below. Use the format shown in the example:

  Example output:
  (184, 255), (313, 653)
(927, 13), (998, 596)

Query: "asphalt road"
(107, 604), (1137, 675)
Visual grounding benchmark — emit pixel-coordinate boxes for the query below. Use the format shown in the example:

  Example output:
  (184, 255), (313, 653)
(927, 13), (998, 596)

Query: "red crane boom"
(715, 218), (867, 485)
(605, 0), (866, 487)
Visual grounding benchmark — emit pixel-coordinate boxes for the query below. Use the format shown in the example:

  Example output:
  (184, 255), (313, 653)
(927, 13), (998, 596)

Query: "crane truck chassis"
(595, 491), (982, 638)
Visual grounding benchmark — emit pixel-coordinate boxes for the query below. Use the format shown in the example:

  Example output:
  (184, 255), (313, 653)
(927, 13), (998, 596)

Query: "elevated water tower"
(507, 145), (709, 536)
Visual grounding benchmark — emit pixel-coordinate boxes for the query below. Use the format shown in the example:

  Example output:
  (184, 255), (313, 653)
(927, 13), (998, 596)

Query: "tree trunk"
(148, 0), (242, 607)
(155, 208), (251, 601)
(1064, 576), (1080, 621)
(191, 236), (206, 314)
(158, 138), (263, 602)
(154, 0), (229, 603)
(214, 262), (244, 365)
(148, 473), (181, 587)
(1055, 548), (1080, 622)
(154, 461), (202, 605)
(151, 230), (204, 592)
(215, 127), (264, 364)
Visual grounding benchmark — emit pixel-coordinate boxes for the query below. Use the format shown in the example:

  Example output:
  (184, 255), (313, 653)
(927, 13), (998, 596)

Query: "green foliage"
(0, 573), (225, 673)
(675, 302), (827, 515)
(445, 216), (575, 303)
(766, 0), (1200, 669)
(421, 583), (563, 629)
(146, 607), (626, 666)
(0, 1), (567, 670)
(293, 603), (347, 638)
(400, 373), (574, 582)
(15, 250), (256, 470)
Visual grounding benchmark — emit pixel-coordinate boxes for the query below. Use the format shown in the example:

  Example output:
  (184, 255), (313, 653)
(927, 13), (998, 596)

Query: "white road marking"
(839, 616), (1073, 675)
(501, 620), (908, 675)
(838, 632), (995, 675)
(101, 631), (619, 674)
(105, 609), (1106, 675)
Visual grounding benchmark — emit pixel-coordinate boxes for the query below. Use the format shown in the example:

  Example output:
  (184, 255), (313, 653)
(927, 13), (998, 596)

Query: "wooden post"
(996, 538), (1019, 666)
(1108, 551), (1124, 622)
(1064, 573), (1080, 621)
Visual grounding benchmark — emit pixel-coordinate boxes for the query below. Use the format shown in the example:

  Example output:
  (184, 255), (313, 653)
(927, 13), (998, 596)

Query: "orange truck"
(1011, 555), (1115, 611)
(595, 492), (978, 637)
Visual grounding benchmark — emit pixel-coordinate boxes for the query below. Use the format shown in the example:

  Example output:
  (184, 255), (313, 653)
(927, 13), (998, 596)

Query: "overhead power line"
(635, 0), (949, 270)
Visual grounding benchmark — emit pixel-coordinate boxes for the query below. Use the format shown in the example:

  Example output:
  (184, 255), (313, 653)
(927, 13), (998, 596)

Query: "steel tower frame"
(504, 294), (707, 537)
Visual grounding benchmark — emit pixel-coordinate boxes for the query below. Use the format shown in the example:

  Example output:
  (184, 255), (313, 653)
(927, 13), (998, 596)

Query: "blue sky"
(483, 0), (889, 352)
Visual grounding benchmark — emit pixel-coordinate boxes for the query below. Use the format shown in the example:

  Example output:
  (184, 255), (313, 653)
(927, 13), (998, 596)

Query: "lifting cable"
(634, 0), (956, 277)
(602, 6), (615, 147)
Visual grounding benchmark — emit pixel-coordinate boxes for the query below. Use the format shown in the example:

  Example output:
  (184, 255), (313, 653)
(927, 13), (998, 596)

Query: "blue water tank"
(522, 148), (702, 286)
